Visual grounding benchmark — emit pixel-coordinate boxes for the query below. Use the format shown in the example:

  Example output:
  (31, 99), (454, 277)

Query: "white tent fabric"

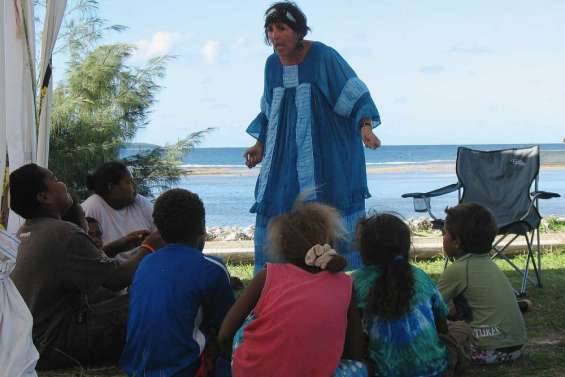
(0, 0), (7, 195)
(0, 230), (39, 376)
(4, 0), (36, 171)
(37, 0), (67, 168)
(4, 0), (36, 233)
(1, 2), (66, 374)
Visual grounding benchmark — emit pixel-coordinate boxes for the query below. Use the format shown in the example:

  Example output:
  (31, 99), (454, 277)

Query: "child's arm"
(437, 264), (467, 304)
(217, 269), (267, 356)
(342, 286), (366, 361)
(435, 312), (449, 334)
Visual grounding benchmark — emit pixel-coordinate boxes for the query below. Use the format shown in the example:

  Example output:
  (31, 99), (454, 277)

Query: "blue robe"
(247, 42), (381, 272)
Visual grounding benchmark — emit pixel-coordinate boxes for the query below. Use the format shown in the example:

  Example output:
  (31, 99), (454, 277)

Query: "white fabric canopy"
(4, 0), (36, 233)
(0, 0), (6, 196)
(0, 230), (39, 376)
(4, 0), (36, 171)
(1, 0), (66, 232)
(37, 0), (67, 168)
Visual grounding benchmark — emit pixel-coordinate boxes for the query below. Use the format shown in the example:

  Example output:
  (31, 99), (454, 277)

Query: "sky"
(53, 0), (565, 148)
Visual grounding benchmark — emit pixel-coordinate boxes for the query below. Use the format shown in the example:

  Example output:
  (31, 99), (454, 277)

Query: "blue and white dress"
(247, 42), (381, 272)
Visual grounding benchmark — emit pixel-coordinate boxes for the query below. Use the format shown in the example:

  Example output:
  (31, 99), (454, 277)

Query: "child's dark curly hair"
(267, 201), (344, 268)
(358, 213), (414, 319)
(444, 203), (497, 254)
(153, 189), (205, 243)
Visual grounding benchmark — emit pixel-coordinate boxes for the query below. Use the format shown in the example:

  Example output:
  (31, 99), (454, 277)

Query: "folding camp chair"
(402, 146), (560, 295)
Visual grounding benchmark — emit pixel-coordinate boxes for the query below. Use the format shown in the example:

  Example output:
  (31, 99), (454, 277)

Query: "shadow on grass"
(39, 261), (565, 377)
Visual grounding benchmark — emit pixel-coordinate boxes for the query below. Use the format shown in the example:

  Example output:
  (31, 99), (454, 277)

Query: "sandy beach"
(184, 161), (565, 176)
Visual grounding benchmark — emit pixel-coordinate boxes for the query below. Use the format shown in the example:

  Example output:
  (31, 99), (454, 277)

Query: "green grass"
(544, 216), (565, 233)
(39, 249), (565, 377)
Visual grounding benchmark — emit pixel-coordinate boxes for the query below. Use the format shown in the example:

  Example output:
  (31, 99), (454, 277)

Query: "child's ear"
(36, 192), (51, 205)
(196, 234), (205, 251)
(452, 234), (462, 249)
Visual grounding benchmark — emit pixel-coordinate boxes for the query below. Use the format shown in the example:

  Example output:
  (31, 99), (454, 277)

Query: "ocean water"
(181, 144), (565, 167)
(168, 144), (565, 227)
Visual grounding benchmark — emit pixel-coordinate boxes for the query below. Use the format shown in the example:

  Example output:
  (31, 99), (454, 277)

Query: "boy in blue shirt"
(120, 189), (234, 376)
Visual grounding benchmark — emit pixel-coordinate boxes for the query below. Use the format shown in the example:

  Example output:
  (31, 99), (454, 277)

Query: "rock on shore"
(205, 216), (565, 241)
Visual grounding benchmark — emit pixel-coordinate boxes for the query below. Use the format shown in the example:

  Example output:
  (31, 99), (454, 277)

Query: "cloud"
(199, 97), (215, 103)
(393, 96), (408, 104)
(202, 40), (220, 64)
(135, 31), (189, 59)
(231, 37), (246, 50)
(200, 76), (212, 85)
(449, 42), (492, 54)
(419, 65), (445, 74)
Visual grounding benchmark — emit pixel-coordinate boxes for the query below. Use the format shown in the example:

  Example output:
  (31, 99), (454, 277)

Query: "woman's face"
(109, 171), (136, 207)
(267, 22), (299, 57)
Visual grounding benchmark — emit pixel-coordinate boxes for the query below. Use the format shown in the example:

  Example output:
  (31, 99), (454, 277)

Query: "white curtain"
(37, 0), (67, 168)
(4, 0), (36, 171)
(0, 230), (39, 376)
(0, 1), (6, 197)
(5, 0), (36, 233)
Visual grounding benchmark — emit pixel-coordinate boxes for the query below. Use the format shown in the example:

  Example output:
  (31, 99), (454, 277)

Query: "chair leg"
(443, 256), (450, 270)
(521, 231), (542, 295)
(492, 234), (538, 293)
(521, 240), (531, 296)
(536, 227), (542, 287)
(528, 230), (542, 288)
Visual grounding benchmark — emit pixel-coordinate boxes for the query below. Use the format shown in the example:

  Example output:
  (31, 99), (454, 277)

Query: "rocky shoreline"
(206, 216), (565, 241)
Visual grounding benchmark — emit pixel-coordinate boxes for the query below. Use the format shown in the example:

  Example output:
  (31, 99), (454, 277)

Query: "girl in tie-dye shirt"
(352, 214), (449, 377)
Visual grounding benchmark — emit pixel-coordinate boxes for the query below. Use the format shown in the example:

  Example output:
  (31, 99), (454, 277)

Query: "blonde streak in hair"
(291, 186), (322, 211)
(313, 203), (344, 245)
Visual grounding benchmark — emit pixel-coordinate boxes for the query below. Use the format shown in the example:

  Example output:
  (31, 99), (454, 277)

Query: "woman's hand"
(114, 229), (152, 251)
(361, 126), (381, 149)
(103, 229), (152, 256)
(244, 141), (264, 168)
(141, 230), (165, 251)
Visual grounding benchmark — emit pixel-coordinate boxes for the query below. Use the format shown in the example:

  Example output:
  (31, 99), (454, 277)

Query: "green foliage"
(125, 128), (214, 198)
(45, 0), (212, 200)
(545, 216), (565, 232)
(49, 44), (169, 198)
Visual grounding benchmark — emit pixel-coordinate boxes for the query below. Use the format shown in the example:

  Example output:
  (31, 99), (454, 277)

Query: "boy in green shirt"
(438, 203), (527, 364)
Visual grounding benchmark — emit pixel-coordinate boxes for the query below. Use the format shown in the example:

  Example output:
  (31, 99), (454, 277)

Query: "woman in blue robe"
(245, 2), (382, 273)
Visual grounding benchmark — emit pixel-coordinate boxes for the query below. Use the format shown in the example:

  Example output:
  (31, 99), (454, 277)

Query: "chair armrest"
(402, 183), (461, 199)
(531, 191), (560, 200)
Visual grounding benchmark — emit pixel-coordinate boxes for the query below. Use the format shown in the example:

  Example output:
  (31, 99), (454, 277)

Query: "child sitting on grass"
(218, 202), (370, 377)
(352, 213), (451, 377)
(438, 203), (527, 364)
(120, 189), (235, 376)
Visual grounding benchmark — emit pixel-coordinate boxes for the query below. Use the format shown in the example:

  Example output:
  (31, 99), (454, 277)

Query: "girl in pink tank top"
(219, 202), (370, 377)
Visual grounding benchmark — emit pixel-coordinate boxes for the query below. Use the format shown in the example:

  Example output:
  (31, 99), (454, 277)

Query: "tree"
(46, 0), (212, 199)
(49, 44), (169, 198)
(125, 129), (213, 197)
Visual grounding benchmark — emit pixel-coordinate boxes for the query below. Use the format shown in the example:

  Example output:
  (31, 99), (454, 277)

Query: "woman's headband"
(265, 8), (297, 24)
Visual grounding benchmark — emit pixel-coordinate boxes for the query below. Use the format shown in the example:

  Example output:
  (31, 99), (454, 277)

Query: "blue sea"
(133, 144), (565, 227)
